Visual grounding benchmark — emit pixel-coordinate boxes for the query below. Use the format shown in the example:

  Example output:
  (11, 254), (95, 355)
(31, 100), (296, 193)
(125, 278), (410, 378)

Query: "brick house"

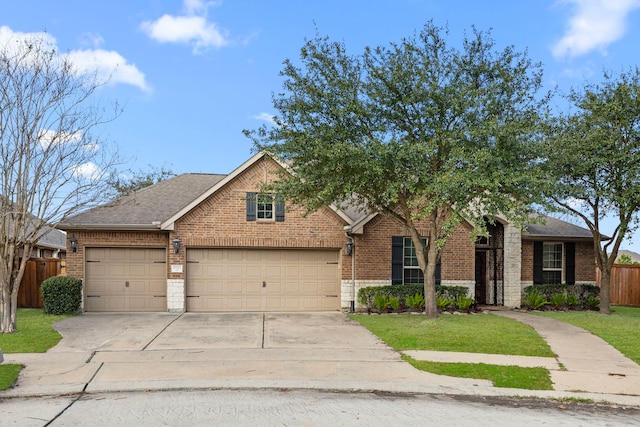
(58, 152), (597, 312)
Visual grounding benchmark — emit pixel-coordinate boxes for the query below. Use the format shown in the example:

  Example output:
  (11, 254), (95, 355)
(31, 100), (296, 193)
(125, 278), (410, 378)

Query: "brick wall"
(350, 214), (475, 283)
(520, 239), (596, 284)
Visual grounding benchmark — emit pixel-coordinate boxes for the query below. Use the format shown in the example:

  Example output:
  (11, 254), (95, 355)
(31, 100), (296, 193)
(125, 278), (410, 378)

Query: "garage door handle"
(262, 281), (266, 288)
(326, 295), (338, 298)
(125, 281), (129, 288)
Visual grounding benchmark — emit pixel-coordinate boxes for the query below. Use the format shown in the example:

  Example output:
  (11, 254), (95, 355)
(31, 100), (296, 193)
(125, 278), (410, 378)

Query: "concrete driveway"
(3, 312), (490, 397)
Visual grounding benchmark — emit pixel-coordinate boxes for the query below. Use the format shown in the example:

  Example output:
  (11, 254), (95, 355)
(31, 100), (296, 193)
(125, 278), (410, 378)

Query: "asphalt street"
(2, 389), (640, 427)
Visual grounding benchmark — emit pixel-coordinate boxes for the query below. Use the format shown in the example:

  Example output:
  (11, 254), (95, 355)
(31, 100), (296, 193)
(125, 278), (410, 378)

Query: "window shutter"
(435, 262), (441, 286)
(246, 192), (256, 221)
(533, 241), (543, 284)
(275, 195), (285, 222)
(391, 236), (404, 285)
(565, 242), (575, 285)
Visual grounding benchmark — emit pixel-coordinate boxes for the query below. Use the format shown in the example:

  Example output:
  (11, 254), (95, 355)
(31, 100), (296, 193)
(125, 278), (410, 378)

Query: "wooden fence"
(17, 258), (64, 308)
(596, 264), (640, 307)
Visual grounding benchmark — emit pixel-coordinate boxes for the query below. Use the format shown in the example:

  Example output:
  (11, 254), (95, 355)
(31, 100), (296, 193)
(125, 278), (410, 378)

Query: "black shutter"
(275, 195), (285, 222)
(435, 262), (441, 286)
(533, 241), (544, 284)
(246, 192), (256, 221)
(391, 236), (404, 285)
(565, 242), (575, 285)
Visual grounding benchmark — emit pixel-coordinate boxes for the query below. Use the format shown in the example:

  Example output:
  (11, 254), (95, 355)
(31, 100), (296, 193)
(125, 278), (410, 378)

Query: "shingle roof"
(59, 173), (226, 229)
(523, 215), (595, 240)
(37, 226), (67, 250)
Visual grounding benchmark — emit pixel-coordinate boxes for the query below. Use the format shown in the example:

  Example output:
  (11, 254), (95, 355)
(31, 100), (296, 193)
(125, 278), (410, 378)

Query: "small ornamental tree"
(541, 68), (640, 314)
(0, 34), (121, 332)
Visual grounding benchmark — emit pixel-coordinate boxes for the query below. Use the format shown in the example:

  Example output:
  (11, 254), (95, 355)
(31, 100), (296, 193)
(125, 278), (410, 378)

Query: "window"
(403, 237), (426, 284)
(246, 192), (285, 222)
(542, 242), (563, 284)
(391, 236), (440, 285)
(257, 194), (274, 220)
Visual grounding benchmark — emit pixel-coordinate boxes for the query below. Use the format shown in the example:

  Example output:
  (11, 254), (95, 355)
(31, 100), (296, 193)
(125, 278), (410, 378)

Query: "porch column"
(502, 223), (522, 307)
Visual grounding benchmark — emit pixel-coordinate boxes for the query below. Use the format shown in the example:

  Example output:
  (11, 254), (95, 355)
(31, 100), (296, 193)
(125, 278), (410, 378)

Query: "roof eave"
(57, 224), (163, 232)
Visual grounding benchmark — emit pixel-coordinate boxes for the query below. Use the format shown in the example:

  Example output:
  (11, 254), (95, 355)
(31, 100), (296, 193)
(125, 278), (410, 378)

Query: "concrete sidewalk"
(492, 310), (640, 396)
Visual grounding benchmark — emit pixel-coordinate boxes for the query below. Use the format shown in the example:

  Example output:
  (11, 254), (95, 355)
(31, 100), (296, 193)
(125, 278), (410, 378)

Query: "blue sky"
(4, 0), (640, 251)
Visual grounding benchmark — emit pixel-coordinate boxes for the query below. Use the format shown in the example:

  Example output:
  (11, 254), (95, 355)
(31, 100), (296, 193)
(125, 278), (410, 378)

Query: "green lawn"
(352, 313), (555, 356)
(537, 306), (640, 364)
(351, 313), (555, 390)
(0, 308), (74, 390)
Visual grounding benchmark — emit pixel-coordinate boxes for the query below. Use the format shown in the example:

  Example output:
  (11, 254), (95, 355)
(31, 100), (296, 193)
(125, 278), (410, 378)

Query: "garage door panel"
(186, 248), (339, 312)
(85, 248), (167, 312)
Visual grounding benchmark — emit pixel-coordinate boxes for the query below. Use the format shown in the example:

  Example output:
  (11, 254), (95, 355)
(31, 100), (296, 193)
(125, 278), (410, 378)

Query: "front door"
(475, 251), (487, 304)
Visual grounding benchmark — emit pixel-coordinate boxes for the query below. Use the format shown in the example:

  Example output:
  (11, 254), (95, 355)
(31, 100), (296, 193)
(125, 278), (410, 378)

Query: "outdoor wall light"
(172, 237), (181, 254)
(70, 235), (78, 253)
(345, 240), (353, 256)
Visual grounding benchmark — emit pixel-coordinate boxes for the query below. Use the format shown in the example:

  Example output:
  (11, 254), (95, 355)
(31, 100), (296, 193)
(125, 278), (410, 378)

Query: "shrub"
(523, 284), (599, 306)
(566, 292), (580, 308)
(374, 294), (390, 311)
(454, 295), (474, 312)
(40, 276), (82, 315)
(406, 293), (425, 310)
(522, 289), (547, 310)
(388, 296), (400, 311)
(549, 292), (566, 310)
(436, 295), (453, 311)
(585, 296), (600, 310)
(357, 284), (468, 310)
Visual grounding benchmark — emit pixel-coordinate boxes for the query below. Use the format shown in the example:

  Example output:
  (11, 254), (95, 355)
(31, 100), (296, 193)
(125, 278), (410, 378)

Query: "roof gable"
(59, 173), (226, 230)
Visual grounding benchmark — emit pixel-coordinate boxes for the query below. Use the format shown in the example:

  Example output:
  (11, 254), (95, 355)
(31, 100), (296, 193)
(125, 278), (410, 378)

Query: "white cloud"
(0, 26), (149, 92)
(140, 0), (229, 54)
(37, 130), (82, 149)
(71, 162), (102, 180)
(65, 49), (150, 92)
(552, 0), (640, 59)
(253, 112), (276, 125)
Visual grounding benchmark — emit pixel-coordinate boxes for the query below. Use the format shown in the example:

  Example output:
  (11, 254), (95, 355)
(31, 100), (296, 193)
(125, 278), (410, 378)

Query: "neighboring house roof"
(37, 226), (67, 250)
(59, 173), (226, 230)
(522, 215), (594, 241)
(617, 249), (640, 263)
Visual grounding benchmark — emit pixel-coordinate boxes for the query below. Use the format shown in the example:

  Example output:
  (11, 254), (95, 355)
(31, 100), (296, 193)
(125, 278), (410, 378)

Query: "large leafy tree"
(541, 68), (640, 315)
(108, 164), (175, 198)
(0, 35), (121, 332)
(245, 23), (548, 317)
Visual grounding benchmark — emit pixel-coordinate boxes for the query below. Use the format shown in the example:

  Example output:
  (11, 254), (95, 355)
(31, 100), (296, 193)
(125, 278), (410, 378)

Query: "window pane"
(543, 271), (562, 284)
(257, 194), (274, 219)
(543, 243), (562, 269)
(404, 268), (424, 284)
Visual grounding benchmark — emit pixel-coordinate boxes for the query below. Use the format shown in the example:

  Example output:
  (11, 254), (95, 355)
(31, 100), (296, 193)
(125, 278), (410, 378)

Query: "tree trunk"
(0, 283), (18, 333)
(423, 253), (438, 318)
(599, 267), (612, 315)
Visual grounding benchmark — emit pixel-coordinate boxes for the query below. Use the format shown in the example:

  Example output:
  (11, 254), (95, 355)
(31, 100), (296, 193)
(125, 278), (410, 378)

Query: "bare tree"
(0, 34), (121, 333)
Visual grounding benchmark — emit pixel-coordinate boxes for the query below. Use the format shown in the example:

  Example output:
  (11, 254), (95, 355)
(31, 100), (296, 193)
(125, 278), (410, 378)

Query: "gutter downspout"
(345, 228), (355, 313)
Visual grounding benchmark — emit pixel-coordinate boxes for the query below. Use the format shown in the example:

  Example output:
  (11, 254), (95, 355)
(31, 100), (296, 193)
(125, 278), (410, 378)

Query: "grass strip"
(404, 356), (553, 390)
(0, 364), (23, 390)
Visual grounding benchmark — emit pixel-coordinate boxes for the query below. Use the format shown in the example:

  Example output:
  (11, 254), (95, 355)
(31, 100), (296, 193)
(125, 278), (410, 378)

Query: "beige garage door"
(186, 248), (340, 312)
(84, 248), (167, 312)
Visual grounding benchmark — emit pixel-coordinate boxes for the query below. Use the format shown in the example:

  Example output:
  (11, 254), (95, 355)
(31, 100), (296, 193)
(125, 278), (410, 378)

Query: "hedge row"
(522, 283), (600, 301)
(357, 284), (468, 309)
